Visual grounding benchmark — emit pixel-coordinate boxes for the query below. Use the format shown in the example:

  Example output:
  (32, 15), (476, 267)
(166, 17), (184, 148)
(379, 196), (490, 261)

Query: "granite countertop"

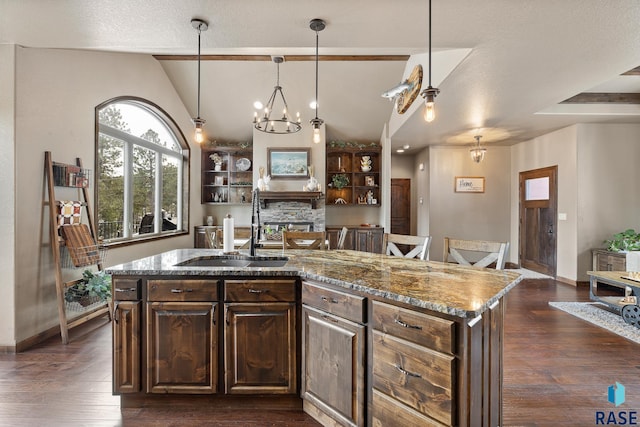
(106, 248), (522, 319)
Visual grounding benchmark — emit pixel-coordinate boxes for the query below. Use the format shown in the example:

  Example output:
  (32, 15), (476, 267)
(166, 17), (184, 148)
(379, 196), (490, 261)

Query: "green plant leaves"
(605, 229), (640, 252)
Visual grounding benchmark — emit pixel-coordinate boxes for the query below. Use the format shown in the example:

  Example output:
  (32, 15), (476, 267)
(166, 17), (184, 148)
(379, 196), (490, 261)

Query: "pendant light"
(309, 18), (326, 144)
(420, 0), (439, 123)
(470, 135), (487, 163)
(253, 56), (301, 134)
(191, 18), (208, 144)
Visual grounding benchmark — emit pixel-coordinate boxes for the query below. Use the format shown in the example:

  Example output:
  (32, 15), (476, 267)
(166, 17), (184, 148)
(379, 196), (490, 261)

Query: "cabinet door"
(354, 229), (383, 253)
(302, 305), (365, 427)
(146, 302), (218, 394)
(113, 301), (141, 394)
(224, 303), (297, 394)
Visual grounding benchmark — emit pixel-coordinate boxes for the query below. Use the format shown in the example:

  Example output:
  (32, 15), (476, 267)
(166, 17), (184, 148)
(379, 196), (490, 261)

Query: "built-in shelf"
(258, 191), (324, 209)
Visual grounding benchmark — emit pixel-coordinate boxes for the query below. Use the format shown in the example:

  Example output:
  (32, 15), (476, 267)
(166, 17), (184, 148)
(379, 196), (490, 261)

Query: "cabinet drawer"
(113, 278), (141, 301)
(372, 389), (447, 427)
(372, 300), (455, 354)
(224, 279), (296, 302)
(372, 330), (453, 426)
(302, 281), (366, 324)
(147, 280), (218, 302)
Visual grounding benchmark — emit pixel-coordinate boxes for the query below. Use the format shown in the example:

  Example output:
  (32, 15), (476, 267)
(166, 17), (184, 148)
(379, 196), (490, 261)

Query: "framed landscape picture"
(267, 148), (310, 179)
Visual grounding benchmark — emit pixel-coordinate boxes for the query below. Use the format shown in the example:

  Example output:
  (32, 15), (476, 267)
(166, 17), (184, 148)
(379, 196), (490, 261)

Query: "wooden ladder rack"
(44, 151), (111, 344)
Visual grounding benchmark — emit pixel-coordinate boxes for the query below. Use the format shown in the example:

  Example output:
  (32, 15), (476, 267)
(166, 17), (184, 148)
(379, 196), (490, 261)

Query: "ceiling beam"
(153, 54), (410, 61)
(560, 92), (640, 104)
(622, 66), (640, 76)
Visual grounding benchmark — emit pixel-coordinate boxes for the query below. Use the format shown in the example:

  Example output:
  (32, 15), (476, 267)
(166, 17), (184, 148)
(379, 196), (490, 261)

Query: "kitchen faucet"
(249, 188), (262, 256)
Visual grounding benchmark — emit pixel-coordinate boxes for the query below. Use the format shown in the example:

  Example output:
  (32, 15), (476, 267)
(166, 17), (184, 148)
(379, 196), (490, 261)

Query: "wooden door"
(301, 305), (365, 427)
(391, 179), (411, 235)
(224, 303), (297, 394)
(519, 166), (557, 276)
(146, 302), (218, 393)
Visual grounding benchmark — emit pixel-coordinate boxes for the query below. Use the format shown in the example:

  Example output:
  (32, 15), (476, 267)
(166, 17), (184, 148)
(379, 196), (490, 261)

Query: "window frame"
(95, 96), (190, 246)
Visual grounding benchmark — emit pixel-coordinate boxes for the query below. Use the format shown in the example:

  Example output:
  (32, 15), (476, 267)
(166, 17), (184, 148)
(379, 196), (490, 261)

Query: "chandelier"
(254, 56), (301, 134)
(420, 0), (440, 123)
(470, 135), (487, 163)
(191, 18), (208, 143)
(309, 18), (326, 144)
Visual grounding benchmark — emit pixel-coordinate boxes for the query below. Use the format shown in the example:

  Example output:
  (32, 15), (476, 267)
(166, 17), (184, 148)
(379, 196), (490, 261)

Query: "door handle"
(548, 225), (553, 235)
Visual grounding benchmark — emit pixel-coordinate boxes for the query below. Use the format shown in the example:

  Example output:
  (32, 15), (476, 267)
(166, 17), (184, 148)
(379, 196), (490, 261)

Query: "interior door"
(391, 179), (411, 235)
(519, 166), (557, 277)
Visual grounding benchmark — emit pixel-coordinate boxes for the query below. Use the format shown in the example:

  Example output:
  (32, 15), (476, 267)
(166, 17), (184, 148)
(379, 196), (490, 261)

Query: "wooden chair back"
(336, 227), (349, 250)
(282, 230), (327, 250)
(383, 233), (432, 260)
(443, 237), (509, 270)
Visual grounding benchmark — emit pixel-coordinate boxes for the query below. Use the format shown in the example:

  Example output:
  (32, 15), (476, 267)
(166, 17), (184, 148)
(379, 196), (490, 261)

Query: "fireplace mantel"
(259, 191), (324, 209)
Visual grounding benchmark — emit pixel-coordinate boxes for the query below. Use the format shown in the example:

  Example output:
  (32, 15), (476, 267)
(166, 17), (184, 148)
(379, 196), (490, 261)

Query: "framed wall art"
(267, 148), (310, 179)
(454, 176), (485, 193)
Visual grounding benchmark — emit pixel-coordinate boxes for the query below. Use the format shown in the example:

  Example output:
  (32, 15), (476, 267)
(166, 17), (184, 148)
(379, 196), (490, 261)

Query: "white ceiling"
(3, 0), (640, 152)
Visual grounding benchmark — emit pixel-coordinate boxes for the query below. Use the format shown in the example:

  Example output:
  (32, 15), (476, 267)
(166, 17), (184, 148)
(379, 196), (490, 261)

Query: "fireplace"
(260, 199), (325, 232)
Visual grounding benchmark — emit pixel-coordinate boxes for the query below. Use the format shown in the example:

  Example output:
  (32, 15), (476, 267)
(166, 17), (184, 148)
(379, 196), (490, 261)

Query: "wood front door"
(519, 166), (557, 277)
(391, 179), (411, 235)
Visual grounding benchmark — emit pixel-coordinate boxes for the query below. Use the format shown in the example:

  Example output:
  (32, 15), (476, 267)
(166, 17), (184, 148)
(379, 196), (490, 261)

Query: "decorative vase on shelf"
(360, 156), (372, 172)
(214, 163), (222, 171)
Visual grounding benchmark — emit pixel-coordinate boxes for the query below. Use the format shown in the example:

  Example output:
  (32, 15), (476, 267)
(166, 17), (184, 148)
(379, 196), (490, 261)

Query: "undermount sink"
(175, 255), (289, 268)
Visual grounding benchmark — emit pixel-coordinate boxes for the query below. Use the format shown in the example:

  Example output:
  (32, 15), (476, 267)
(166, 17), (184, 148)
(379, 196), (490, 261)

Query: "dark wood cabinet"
(202, 145), (253, 205)
(371, 300), (455, 426)
(145, 279), (219, 394)
(354, 227), (383, 253)
(326, 226), (383, 253)
(112, 278), (141, 394)
(592, 248), (626, 271)
(301, 281), (366, 427)
(224, 278), (297, 395)
(326, 144), (381, 207)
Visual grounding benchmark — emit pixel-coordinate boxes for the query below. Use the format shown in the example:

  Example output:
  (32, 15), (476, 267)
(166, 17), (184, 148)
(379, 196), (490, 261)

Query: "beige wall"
(10, 46), (202, 345)
(0, 44), (17, 345)
(510, 125), (578, 281)
(429, 145), (511, 263)
(576, 123), (640, 281)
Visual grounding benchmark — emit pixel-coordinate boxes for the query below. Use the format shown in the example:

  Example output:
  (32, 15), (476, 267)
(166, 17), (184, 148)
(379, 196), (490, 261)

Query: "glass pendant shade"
(191, 18), (208, 143)
(470, 135), (486, 163)
(309, 18), (325, 144)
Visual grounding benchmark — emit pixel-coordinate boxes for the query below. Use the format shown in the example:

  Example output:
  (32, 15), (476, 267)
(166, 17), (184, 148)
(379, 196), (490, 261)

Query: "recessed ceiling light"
(396, 149), (405, 153)
(309, 100), (318, 109)
(403, 144), (410, 150)
(253, 101), (264, 110)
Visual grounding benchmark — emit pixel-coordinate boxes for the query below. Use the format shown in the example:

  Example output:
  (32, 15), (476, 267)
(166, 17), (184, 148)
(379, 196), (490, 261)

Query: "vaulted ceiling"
(3, 0), (640, 153)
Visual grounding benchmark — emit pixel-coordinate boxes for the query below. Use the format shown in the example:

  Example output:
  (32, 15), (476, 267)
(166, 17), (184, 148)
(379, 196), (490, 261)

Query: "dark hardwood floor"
(0, 278), (638, 426)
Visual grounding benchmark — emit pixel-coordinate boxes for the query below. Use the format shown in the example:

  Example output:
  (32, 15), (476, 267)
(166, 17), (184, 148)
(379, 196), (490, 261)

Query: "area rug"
(549, 301), (640, 344)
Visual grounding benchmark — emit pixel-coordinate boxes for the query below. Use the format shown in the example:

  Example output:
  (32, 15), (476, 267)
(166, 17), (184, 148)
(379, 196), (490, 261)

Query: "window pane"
(525, 177), (549, 201)
(133, 145), (156, 235)
(97, 136), (124, 240)
(162, 155), (179, 232)
(117, 103), (181, 152)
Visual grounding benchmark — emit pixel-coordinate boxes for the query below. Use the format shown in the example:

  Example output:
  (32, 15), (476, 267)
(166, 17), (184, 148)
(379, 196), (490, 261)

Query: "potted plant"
(604, 229), (640, 252)
(331, 173), (350, 190)
(209, 153), (223, 171)
(65, 269), (112, 307)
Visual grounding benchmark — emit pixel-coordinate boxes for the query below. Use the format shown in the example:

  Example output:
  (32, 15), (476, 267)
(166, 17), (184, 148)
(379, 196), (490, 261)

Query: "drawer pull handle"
(115, 288), (137, 292)
(248, 289), (268, 294)
(170, 288), (193, 293)
(321, 296), (339, 304)
(394, 318), (422, 330)
(322, 314), (339, 323)
(395, 365), (422, 378)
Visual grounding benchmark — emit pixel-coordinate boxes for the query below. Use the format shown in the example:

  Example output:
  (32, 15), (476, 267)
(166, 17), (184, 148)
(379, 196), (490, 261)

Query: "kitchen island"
(107, 248), (521, 427)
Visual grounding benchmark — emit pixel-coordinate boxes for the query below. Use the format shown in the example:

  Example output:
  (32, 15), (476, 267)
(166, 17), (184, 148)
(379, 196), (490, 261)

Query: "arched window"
(95, 97), (189, 243)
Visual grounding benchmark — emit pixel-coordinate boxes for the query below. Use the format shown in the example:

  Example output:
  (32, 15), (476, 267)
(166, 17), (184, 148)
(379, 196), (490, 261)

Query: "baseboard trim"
(556, 276), (589, 287)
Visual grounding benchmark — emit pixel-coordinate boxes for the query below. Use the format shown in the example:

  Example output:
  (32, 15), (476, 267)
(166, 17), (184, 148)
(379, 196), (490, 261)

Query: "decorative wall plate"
(396, 64), (423, 114)
(235, 157), (251, 171)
